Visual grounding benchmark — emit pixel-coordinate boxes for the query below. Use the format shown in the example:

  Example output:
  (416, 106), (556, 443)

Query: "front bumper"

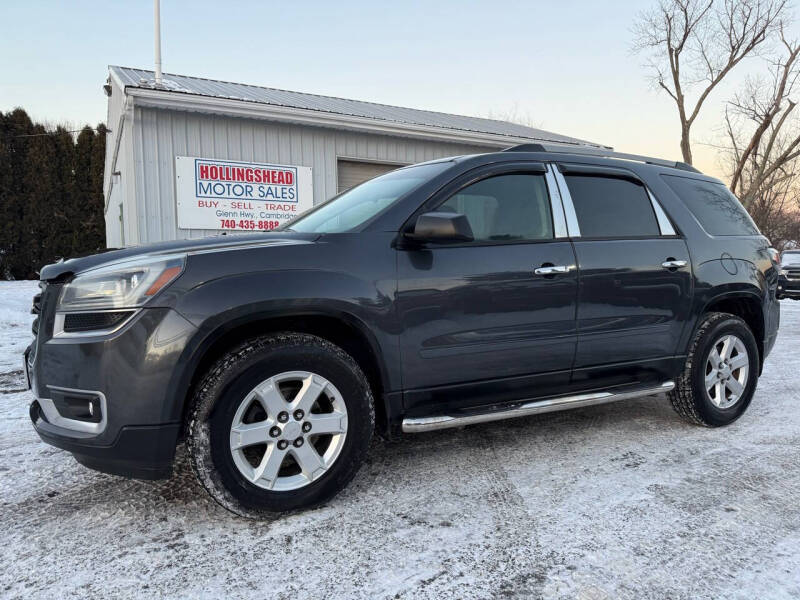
(27, 289), (197, 480)
(31, 399), (180, 479)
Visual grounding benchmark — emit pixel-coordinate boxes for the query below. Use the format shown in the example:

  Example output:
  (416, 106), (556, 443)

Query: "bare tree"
(487, 105), (543, 130)
(633, 0), (787, 164)
(725, 26), (800, 200)
(718, 26), (800, 248)
(741, 163), (800, 247)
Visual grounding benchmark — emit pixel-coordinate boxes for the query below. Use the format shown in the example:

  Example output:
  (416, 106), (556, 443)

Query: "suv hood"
(39, 231), (319, 281)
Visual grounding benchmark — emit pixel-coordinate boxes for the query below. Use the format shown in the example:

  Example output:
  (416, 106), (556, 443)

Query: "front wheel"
(188, 333), (374, 517)
(669, 312), (759, 427)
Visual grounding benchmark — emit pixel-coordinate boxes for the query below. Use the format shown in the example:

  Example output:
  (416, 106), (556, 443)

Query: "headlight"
(57, 254), (185, 312)
(780, 269), (789, 276)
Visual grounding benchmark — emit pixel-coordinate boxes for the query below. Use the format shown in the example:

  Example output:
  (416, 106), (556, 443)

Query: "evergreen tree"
(0, 109), (36, 278)
(49, 126), (79, 261)
(21, 122), (59, 277)
(88, 124), (108, 253)
(73, 126), (96, 253)
(0, 108), (107, 279)
(0, 112), (14, 278)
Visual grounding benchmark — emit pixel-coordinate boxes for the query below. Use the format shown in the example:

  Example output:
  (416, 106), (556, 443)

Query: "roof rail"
(502, 142), (701, 173)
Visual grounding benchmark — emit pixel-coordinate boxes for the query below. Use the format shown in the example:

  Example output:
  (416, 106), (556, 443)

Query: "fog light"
(50, 389), (103, 424)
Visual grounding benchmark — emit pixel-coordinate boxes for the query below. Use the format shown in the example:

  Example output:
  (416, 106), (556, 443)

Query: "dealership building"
(102, 65), (603, 247)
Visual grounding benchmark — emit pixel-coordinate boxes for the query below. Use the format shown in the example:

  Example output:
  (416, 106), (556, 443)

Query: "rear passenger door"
(554, 164), (692, 390)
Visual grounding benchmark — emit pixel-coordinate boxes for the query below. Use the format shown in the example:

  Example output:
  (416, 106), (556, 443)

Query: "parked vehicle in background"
(25, 143), (781, 517)
(778, 250), (800, 300)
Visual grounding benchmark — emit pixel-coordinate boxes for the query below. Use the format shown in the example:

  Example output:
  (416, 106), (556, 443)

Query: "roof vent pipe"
(153, 0), (163, 86)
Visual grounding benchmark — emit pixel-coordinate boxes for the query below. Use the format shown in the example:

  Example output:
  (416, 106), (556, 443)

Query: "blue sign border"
(194, 158), (300, 202)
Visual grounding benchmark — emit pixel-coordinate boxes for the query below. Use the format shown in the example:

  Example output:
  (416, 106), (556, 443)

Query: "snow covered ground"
(1, 279), (799, 599)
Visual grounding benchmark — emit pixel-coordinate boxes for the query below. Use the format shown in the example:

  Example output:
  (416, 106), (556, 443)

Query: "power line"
(11, 127), (108, 139)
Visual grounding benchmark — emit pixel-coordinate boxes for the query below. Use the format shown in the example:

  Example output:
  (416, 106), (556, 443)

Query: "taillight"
(767, 247), (780, 264)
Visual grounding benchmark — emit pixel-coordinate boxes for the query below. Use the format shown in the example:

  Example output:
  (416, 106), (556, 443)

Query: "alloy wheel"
(704, 334), (750, 410)
(229, 371), (348, 491)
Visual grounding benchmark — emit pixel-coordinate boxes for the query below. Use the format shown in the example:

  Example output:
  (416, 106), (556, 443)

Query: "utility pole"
(154, 0), (163, 86)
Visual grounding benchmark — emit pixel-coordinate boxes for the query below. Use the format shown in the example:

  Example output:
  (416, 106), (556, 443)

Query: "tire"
(188, 333), (374, 518)
(669, 312), (759, 427)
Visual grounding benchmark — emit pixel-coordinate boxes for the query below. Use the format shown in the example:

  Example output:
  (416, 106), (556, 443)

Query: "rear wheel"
(670, 312), (759, 427)
(188, 333), (374, 517)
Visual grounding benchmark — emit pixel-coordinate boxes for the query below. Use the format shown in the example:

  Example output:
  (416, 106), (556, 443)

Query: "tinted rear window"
(564, 175), (660, 238)
(662, 175), (759, 236)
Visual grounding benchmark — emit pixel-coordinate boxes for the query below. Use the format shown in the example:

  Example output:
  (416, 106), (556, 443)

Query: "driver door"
(395, 164), (579, 416)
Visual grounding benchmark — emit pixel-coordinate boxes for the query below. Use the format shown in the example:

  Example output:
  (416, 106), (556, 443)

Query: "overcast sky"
(2, 0), (795, 178)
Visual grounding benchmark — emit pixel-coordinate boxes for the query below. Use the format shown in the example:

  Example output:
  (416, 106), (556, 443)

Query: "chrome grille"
(784, 269), (800, 281)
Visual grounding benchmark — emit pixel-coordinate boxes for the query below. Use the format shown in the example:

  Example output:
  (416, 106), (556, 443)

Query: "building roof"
(109, 65), (606, 148)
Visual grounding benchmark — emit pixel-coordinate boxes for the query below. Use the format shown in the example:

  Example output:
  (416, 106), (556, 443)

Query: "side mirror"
(407, 212), (474, 244)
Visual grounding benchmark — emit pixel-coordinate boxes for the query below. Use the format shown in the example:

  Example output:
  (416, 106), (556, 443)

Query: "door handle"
(534, 265), (568, 276)
(661, 259), (687, 269)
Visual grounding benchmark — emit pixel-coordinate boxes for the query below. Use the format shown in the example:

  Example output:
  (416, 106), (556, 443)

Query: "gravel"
(1, 280), (799, 599)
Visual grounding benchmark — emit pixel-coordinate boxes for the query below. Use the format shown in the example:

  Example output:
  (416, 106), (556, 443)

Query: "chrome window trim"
(550, 166), (581, 237)
(53, 308), (139, 339)
(647, 189), (676, 236)
(38, 386), (108, 435)
(544, 165), (569, 238)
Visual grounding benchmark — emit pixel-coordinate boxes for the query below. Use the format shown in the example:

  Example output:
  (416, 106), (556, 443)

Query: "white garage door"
(337, 160), (403, 193)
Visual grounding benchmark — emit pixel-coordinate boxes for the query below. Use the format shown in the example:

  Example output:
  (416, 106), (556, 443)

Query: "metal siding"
(103, 77), (129, 198)
(104, 79), (125, 246)
(132, 107), (146, 242)
(156, 110), (175, 241)
(105, 182), (122, 247)
(129, 107), (492, 243)
(122, 105), (138, 246)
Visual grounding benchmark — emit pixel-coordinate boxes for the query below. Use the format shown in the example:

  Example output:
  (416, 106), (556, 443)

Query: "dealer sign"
(175, 156), (313, 231)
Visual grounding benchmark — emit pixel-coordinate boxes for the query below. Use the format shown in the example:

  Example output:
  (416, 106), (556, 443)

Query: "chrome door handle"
(534, 265), (568, 275)
(661, 260), (687, 269)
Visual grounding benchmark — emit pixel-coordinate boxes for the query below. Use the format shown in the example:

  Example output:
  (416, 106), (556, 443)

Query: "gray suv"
(26, 144), (781, 517)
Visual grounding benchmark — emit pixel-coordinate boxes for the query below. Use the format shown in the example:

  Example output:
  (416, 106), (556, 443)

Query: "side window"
(662, 175), (759, 236)
(437, 174), (553, 242)
(563, 174), (660, 238)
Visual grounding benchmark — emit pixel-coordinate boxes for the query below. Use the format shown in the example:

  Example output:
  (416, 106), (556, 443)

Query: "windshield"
(286, 162), (450, 233)
(782, 251), (800, 265)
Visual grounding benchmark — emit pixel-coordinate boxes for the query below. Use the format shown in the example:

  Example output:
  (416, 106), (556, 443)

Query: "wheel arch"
(170, 309), (392, 437)
(699, 290), (765, 374)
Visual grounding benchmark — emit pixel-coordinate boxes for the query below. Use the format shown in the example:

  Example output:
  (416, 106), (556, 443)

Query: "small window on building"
(662, 175), (759, 236)
(564, 175), (660, 238)
(436, 174), (553, 242)
(337, 160), (402, 193)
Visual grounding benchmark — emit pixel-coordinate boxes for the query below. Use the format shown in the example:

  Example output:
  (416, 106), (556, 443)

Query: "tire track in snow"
(402, 426), (553, 599)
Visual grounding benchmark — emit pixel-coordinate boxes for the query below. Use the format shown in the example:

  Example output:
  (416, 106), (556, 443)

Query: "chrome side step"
(401, 381), (675, 433)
